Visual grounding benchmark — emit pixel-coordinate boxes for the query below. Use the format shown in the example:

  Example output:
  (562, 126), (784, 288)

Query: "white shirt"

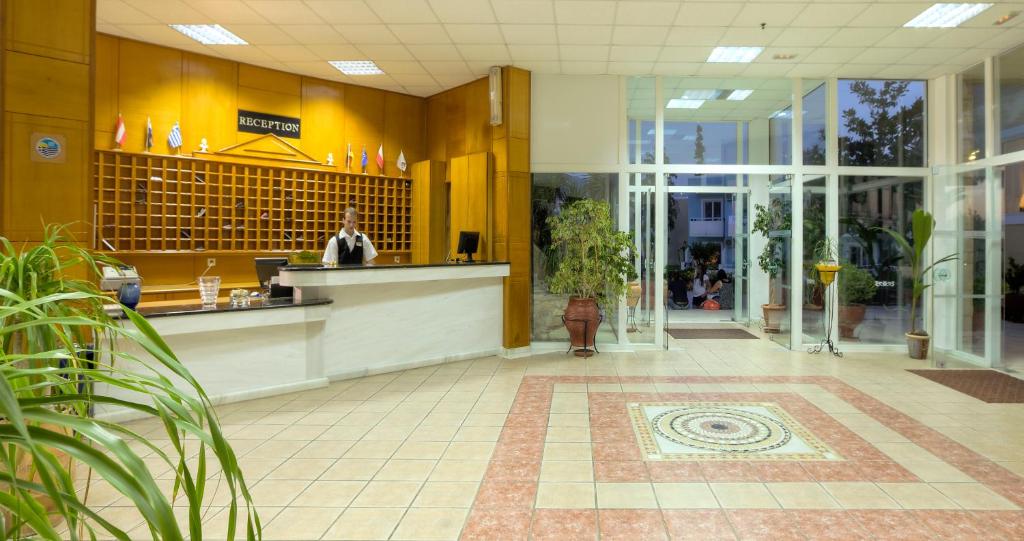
(691, 273), (707, 297)
(322, 229), (378, 264)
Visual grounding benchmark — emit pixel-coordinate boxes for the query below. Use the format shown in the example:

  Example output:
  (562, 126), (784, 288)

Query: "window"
(627, 77), (656, 165)
(702, 200), (723, 220)
(998, 45), (1024, 154)
(838, 80), (926, 167)
(959, 63), (985, 161)
(803, 81), (827, 165)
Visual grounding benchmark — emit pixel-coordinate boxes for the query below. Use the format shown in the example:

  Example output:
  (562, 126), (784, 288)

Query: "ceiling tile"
(245, 1), (325, 24)
(740, 63), (795, 77)
(614, 1), (681, 26)
(229, 25), (298, 45)
(554, 1), (617, 24)
(428, 0), (496, 23)
(491, 1), (556, 24)
(785, 63), (838, 78)
(759, 46), (815, 62)
(334, 24), (400, 43)
(674, 3), (743, 26)
(185, 1), (269, 24)
(444, 24), (505, 43)
(501, 24), (558, 44)
(789, 3), (870, 27)
(508, 44), (559, 60)
(771, 27), (838, 47)
(120, 0), (208, 22)
(561, 61), (608, 74)
(356, 44), (416, 60)
(410, 44), (465, 60)
(513, 60), (561, 72)
(388, 24), (451, 44)
(464, 61), (497, 74)
(874, 28), (948, 48)
(613, 26), (669, 46)
(557, 25), (613, 45)
(653, 62), (703, 75)
(659, 46), (713, 62)
(719, 27), (782, 46)
(824, 28), (893, 48)
(731, 2), (808, 27)
(97, 0), (159, 24)
(366, 0), (438, 23)
(419, 60), (472, 74)
(307, 44), (364, 60)
(390, 73), (439, 85)
(259, 44), (321, 62)
(945, 48), (1002, 67)
(560, 44), (610, 61)
(802, 47), (862, 64)
(457, 44), (511, 61)
(901, 47), (968, 65)
(664, 27), (726, 47)
(607, 61), (654, 74)
(285, 61), (346, 80)
(849, 47), (916, 64)
(609, 45), (661, 62)
(432, 73), (479, 86)
(875, 64), (931, 78)
(937, 28), (1007, 48)
(696, 63), (748, 76)
(279, 25), (346, 44)
(374, 60), (428, 74)
(304, 1), (382, 24)
(403, 85), (444, 96)
(848, 2), (932, 27)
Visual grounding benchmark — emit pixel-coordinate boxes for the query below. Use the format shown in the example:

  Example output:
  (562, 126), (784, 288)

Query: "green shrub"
(838, 265), (877, 305)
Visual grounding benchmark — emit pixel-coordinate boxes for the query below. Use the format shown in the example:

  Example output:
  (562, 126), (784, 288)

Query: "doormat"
(666, 328), (759, 340)
(907, 369), (1024, 403)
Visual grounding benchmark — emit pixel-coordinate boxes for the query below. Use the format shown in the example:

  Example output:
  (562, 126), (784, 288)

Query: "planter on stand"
(563, 296), (602, 357)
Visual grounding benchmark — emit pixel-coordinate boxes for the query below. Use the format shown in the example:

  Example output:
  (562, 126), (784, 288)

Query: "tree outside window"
(839, 80), (926, 167)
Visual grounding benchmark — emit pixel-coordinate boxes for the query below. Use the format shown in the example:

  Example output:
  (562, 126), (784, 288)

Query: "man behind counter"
(322, 207), (378, 265)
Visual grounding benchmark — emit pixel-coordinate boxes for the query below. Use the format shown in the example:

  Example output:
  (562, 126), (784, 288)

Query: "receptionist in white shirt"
(322, 207), (378, 265)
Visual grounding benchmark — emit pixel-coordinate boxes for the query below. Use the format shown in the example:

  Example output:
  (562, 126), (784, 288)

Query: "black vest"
(336, 233), (364, 265)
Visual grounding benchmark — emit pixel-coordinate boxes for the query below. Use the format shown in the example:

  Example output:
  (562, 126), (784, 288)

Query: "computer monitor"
(457, 231), (480, 263)
(254, 257), (290, 297)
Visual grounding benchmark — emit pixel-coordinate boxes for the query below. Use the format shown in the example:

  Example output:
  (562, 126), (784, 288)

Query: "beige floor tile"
(264, 458), (334, 480)
(344, 439), (402, 459)
(291, 440), (355, 459)
(318, 425), (373, 440)
(453, 425), (503, 442)
(596, 482), (658, 508)
(931, 483), (1019, 510)
(350, 480), (423, 507)
(428, 460), (489, 482)
(875, 442), (943, 462)
(249, 479), (311, 507)
(878, 483), (961, 509)
(767, 482), (841, 509)
(550, 393), (591, 413)
(463, 413), (508, 426)
(540, 460), (595, 482)
(543, 442), (593, 461)
(535, 482), (596, 508)
(244, 440), (307, 459)
(337, 412), (389, 427)
(442, 442), (496, 460)
(394, 441), (451, 460)
(548, 413), (590, 427)
(545, 426), (592, 442)
(322, 507), (405, 540)
(391, 507), (469, 540)
(271, 425), (330, 441)
(553, 383), (588, 393)
(375, 459), (438, 481)
(653, 483), (720, 508)
(588, 383), (622, 392)
(261, 507), (342, 540)
(409, 424), (460, 441)
(291, 480), (367, 507)
(710, 483), (780, 509)
(898, 460), (976, 483)
(420, 412), (469, 426)
(363, 424), (420, 440)
(413, 482), (480, 507)
(321, 458), (386, 481)
(822, 482), (900, 509)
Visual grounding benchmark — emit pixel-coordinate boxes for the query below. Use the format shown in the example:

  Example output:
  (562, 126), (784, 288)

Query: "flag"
(145, 117), (153, 151)
(168, 122), (182, 149)
(345, 143), (353, 170)
(397, 150), (407, 173)
(376, 144), (384, 171)
(360, 145), (368, 172)
(114, 114), (127, 147)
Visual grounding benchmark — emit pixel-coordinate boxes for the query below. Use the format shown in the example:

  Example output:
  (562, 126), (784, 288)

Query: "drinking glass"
(198, 276), (221, 306)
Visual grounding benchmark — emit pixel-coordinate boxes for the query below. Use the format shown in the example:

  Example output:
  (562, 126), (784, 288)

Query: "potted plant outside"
(837, 265), (877, 339)
(752, 202), (789, 333)
(0, 225), (260, 539)
(876, 209), (958, 359)
(1006, 258), (1024, 323)
(547, 200), (636, 356)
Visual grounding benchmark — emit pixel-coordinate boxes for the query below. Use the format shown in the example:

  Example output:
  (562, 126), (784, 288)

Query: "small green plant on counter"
(288, 250), (320, 265)
(547, 199), (637, 305)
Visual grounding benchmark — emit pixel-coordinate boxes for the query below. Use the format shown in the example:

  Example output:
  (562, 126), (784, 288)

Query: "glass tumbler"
(198, 276), (221, 306)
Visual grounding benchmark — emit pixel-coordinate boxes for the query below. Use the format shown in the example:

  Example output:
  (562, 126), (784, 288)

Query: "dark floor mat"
(907, 369), (1024, 403)
(666, 328), (759, 340)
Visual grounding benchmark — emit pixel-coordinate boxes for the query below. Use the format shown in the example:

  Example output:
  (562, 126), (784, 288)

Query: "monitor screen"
(254, 257), (288, 288)
(457, 231), (480, 262)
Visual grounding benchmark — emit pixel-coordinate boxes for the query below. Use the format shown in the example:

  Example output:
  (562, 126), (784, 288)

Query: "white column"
(790, 79), (804, 346)
(654, 76), (666, 347)
(749, 120), (771, 319)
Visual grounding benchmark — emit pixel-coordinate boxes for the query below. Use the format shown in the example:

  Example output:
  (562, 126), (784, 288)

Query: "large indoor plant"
(0, 225), (260, 539)
(547, 200), (636, 356)
(752, 202), (790, 333)
(877, 209), (957, 359)
(837, 265), (877, 339)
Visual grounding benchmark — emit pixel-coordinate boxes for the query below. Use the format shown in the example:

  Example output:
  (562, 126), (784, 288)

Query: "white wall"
(531, 74), (620, 168)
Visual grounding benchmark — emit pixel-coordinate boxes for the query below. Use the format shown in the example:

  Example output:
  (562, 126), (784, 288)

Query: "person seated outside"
(690, 266), (709, 308)
(707, 269), (730, 298)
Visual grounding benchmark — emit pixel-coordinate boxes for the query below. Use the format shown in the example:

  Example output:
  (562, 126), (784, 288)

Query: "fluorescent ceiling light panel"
(727, 89), (754, 101)
(329, 60), (385, 75)
(707, 46), (763, 63)
(170, 24), (247, 45)
(904, 3), (993, 28)
(667, 99), (704, 109)
(682, 89), (720, 100)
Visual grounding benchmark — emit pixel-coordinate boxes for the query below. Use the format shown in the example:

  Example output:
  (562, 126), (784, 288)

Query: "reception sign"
(237, 110), (301, 139)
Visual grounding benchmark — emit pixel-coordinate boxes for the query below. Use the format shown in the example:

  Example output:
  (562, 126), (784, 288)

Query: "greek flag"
(168, 122), (182, 149)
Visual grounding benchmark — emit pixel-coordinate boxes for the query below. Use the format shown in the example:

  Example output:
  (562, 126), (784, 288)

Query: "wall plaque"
(237, 110), (301, 139)
(31, 133), (66, 163)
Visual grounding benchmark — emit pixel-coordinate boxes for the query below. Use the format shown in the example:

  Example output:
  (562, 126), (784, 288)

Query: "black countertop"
(111, 297), (332, 319)
(280, 261), (510, 272)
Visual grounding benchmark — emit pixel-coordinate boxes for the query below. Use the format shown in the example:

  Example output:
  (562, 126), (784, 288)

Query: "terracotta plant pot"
(564, 297), (601, 357)
(761, 304), (786, 333)
(906, 332), (930, 360)
(838, 303), (866, 339)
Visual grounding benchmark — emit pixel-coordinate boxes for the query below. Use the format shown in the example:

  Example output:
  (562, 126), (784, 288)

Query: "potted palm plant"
(837, 265), (876, 339)
(547, 200), (636, 356)
(876, 209), (958, 359)
(752, 202), (789, 333)
(0, 225), (260, 539)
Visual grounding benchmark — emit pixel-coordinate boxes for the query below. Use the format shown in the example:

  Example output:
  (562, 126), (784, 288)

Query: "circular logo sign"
(35, 137), (61, 159)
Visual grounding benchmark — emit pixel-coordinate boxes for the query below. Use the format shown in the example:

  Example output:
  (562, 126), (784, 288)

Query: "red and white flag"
(376, 144), (384, 171)
(114, 114), (127, 147)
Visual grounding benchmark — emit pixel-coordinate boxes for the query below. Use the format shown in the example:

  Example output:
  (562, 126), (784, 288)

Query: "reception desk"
(279, 262), (510, 380)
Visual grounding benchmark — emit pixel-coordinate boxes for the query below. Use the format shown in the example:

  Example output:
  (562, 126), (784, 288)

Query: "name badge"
(355, 241), (363, 247)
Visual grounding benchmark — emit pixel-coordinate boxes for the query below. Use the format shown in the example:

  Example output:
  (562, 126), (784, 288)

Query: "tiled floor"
(101, 331), (1024, 540)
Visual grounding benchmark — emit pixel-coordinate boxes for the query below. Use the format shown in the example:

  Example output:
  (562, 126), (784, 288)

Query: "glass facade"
(998, 45), (1024, 154)
(838, 79), (926, 167)
(959, 63), (985, 161)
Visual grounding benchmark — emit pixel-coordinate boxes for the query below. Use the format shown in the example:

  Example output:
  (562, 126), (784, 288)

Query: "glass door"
(628, 185), (658, 345)
(731, 192), (750, 324)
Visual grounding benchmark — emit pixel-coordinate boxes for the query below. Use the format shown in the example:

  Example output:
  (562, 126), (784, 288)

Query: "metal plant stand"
(809, 265), (842, 357)
(562, 315), (603, 357)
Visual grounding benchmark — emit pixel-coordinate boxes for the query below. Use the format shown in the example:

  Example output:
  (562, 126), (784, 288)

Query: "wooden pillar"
(492, 67), (531, 349)
(1, 0), (95, 243)
(410, 159), (447, 264)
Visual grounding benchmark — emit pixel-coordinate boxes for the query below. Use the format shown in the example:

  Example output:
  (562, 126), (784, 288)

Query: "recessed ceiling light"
(904, 3), (993, 28)
(682, 89), (720, 100)
(329, 60), (385, 75)
(707, 46), (763, 63)
(727, 89), (754, 101)
(994, 11), (1020, 25)
(666, 99), (704, 109)
(169, 24), (247, 45)
(773, 53), (798, 60)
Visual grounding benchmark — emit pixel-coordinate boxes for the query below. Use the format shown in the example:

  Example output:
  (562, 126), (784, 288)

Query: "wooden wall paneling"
(410, 160), (446, 264)
(236, 64), (301, 145)
(117, 40), (182, 153)
(94, 34), (119, 147)
(4, 0), (92, 64)
(467, 152), (491, 260)
(507, 67), (532, 141)
(183, 53), (238, 153)
(499, 67), (532, 348)
(344, 84), (385, 175)
(425, 94), (448, 162)
(384, 92), (424, 178)
(300, 78), (345, 166)
(464, 78), (492, 155)
(4, 52), (90, 122)
(444, 85), (468, 159)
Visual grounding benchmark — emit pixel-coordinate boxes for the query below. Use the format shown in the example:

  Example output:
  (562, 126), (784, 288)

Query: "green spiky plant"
(0, 225), (260, 540)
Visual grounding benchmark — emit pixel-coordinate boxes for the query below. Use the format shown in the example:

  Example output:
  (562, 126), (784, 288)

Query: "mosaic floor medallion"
(628, 401), (842, 461)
